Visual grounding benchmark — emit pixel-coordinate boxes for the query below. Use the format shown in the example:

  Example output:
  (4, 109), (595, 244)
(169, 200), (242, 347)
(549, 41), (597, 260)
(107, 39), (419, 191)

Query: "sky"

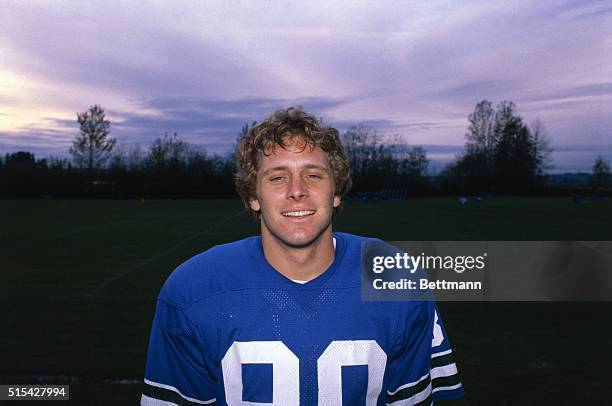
(1, 0), (611, 173)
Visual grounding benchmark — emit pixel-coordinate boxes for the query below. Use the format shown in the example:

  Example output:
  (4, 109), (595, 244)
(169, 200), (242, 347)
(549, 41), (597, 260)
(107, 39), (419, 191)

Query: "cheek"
(251, 184), (284, 212)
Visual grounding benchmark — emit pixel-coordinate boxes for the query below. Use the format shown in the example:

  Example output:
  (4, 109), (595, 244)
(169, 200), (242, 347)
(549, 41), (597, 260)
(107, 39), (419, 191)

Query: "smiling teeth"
(282, 210), (315, 217)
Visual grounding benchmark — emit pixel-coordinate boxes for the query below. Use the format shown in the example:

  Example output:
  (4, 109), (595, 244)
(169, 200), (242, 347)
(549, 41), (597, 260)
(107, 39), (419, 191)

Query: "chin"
(273, 227), (331, 248)
(263, 217), (333, 248)
(279, 234), (318, 248)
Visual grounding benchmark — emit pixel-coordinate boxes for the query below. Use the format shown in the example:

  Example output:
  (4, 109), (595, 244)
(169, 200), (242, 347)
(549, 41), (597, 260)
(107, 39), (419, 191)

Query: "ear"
(333, 195), (341, 208)
(249, 198), (261, 212)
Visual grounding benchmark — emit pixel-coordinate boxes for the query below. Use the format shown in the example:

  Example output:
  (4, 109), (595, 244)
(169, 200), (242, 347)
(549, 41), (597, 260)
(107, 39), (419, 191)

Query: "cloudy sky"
(1, 0), (610, 172)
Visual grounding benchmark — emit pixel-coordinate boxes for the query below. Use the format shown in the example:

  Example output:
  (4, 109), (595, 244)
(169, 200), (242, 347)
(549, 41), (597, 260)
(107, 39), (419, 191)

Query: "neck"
(261, 227), (335, 281)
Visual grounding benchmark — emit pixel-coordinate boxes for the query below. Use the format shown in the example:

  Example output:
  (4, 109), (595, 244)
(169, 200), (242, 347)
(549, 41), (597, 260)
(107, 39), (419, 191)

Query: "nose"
(286, 175), (308, 200)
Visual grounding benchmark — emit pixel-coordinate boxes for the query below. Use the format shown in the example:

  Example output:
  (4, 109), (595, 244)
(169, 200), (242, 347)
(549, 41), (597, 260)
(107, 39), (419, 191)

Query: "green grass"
(1, 197), (611, 405)
(335, 196), (612, 240)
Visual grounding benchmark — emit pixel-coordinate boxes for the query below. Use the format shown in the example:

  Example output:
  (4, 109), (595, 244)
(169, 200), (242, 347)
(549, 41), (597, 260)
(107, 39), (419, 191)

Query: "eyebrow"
(261, 164), (329, 176)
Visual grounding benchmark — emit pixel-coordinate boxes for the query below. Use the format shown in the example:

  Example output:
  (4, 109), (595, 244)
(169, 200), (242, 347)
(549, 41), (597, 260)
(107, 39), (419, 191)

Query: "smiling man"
(247, 133), (341, 282)
(141, 107), (464, 405)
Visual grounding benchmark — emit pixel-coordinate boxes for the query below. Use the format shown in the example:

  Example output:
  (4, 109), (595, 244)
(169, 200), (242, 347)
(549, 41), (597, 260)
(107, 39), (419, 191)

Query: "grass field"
(1, 197), (611, 405)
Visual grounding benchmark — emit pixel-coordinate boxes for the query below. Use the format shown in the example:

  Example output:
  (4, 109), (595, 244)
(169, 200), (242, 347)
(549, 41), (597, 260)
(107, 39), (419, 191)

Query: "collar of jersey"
(250, 232), (347, 288)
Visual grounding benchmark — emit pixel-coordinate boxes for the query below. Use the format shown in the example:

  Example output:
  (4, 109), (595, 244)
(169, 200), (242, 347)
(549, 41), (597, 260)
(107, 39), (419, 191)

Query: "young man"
(141, 107), (464, 405)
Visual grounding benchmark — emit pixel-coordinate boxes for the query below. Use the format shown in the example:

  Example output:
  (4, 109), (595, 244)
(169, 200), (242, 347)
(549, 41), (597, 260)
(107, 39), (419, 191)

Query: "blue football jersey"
(141, 232), (464, 405)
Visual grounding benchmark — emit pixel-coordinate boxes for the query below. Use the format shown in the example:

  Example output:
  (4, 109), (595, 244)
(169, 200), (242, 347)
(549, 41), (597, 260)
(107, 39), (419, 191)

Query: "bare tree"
(342, 125), (382, 175)
(402, 146), (430, 177)
(70, 105), (116, 178)
(592, 155), (611, 190)
(530, 118), (553, 175)
(148, 132), (189, 169)
(465, 99), (495, 160)
(456, 100), (552, 193)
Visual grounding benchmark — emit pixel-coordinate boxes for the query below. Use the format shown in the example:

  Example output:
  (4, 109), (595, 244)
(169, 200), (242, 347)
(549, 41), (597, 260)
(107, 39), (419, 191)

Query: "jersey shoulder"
(158, 236), (261, 308)
(334, 231), (399, 257)
(332, 231), (381, 261)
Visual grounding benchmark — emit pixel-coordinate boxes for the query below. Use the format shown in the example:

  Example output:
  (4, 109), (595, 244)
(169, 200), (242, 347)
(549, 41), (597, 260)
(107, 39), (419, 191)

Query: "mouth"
(281, 210), (316, 218)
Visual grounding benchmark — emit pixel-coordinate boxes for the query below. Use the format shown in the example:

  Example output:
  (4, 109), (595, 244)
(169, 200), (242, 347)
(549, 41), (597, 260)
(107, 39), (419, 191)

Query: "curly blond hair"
(235, 106), (352, 216)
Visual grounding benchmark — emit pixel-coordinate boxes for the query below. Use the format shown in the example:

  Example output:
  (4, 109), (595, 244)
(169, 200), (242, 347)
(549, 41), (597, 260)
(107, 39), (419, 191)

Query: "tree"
(450, 100), (553, 193)
(70, 105), (116, 177)
(458, 100), (496, 190)
(0, 151), (50, 197)
(148, 131), (189, 169)
(342, 125), (385, 176)
(591, 155), (611, 190)
(465, 99), (496, 159)
(402, 146), (429, 178)
(530, 119), (553, 176)
(492, 101), (536, 191)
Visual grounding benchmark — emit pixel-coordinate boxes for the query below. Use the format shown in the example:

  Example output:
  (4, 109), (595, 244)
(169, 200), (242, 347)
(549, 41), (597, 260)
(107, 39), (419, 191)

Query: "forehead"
(257, 139), (331, 172)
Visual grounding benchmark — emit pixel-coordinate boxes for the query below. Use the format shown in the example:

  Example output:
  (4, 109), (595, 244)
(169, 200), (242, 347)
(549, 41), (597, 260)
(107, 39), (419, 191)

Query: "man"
(141, 107), (464, 405)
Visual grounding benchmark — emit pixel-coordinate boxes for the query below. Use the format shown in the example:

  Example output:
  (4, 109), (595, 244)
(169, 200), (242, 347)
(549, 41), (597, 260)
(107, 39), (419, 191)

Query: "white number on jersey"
(221, 340), (386, 405)
(222, 341), (300, 405)
(317, 340), (386, 405)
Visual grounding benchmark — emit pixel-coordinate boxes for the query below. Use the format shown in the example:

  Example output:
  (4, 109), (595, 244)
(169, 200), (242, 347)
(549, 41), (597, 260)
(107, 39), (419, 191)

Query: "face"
(249, 138), (341, 248)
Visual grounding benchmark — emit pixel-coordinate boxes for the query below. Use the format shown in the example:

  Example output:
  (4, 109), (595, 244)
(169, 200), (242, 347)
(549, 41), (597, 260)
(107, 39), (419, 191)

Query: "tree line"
(0, 102), (609, 198)
(441, 100), (553, 194)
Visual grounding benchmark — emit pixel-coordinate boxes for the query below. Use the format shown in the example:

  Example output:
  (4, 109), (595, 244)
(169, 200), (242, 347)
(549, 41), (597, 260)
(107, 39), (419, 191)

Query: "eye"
(269, 176), (284, 182)
(306, 173), (323, 180)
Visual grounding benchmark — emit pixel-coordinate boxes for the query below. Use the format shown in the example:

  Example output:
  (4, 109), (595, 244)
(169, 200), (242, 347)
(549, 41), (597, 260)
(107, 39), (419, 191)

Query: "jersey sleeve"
(141, 299), (217, 406)
(386, 301), (464, 405)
